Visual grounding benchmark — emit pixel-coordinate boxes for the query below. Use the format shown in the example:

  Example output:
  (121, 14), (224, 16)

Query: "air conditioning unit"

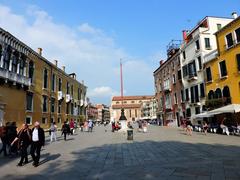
(66, 94), (72, 103)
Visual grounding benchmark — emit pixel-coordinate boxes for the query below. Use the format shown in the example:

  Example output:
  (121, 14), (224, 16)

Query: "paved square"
(0, 125), (239, 180)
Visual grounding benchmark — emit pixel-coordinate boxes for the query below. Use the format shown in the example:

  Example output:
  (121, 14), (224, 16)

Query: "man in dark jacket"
(30, 121), (45, 167)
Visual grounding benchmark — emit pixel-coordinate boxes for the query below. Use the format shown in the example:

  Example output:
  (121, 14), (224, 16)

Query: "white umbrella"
(191, 112), (213, 120)
(209, 104), (240, 115)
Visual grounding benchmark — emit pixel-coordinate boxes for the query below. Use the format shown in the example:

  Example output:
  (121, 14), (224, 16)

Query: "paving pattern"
(0, 125), (239, 180)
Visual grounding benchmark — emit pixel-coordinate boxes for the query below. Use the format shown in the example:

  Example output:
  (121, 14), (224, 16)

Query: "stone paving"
(0, 125), (239, 180)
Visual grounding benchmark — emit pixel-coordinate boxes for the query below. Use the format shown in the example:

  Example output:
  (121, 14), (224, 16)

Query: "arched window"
(223, 86), (231, 104)
(3, 45), (11, 70)
(208, 90), (214, 100)
(223, 86), (231, 97)
(11, 51), (19, 73)
(214, 88), (222, 99)
(19, 53), (26, 75)
(28, 61), (34, 83)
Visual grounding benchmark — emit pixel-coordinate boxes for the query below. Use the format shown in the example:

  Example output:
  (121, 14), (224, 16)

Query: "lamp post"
(119, 59), (127, 121)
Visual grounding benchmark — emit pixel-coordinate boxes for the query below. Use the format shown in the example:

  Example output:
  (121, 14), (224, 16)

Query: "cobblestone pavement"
(0, 125), (239, 180)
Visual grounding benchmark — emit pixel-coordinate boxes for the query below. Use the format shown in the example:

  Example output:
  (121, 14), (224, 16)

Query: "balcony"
(0, 67), (31, 87)
(163, 85), (171, 92)
(65, 94), (72, 103)
(188, 73), (198, 81)
(205, 97), (231, 110)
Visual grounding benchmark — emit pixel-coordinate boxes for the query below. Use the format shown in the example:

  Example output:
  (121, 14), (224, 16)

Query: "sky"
(0, 0), (239, 105)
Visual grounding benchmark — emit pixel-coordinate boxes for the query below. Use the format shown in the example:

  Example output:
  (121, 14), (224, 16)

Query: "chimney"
(182, 30), (188, 42)
(54, 60), (58, 67)
(37, 48), (42, 56)
(232, 12), (238, 19)
(62, 66), (65, 72)
(160, 60), (164, 66)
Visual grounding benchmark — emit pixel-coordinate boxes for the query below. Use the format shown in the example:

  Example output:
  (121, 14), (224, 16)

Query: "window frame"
(26, 92), (33, 112)
(218, 60), (228, 78)
(25, 116), (32, 125)
(225, 32), (234, 49)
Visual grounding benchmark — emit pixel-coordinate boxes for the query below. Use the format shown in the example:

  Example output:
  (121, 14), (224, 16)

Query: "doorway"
(176, 112), (180, 127)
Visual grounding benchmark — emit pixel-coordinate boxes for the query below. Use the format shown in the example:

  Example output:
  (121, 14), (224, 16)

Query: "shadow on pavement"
(1, 139), (240, 180)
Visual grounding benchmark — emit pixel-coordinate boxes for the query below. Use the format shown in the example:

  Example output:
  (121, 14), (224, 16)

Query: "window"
(51, 98), (55, 113)
(57, 118), (61, 124)
(51, 73), (56, 91)
(182, 51), (186, 59)
(235, 27), (240, 43)
(129, 109), (131, 118)
(186, 108), (191, 117)
(42, 117), (47, 124)
(217, 24), (222, 30)
(206, 67), (212, 82)
(226, 33), (234, 48)
(135, 109), (137, 117)
(219, 60), (227, 77)
(26, 92), (33, 111)
(11, 52), (18, 73)
(194, 85), (199, 102)
(19, 54), (26, 76)
(42, 95), (48, 112)
(78, 88), (81, 100)
(28, 61), (34, 83)
(116, 101), (120, 104)
(190, 87), (194, 103)
(3, 45), (11, 70)
(66, 103), (69, 114)
(204, 38), (211, 49)
(58, 78), (62, 91)
(195, 107), (200, 114)
(197, 56), (202, 70)
(174, 93), (177, 104)
(131, 101), (135, 103)
(71, 103), (74, 115)
(185, 88), (189, 101)
(58, 104), (61, 114)
(200, 83), (205, 98)
(177, 70), (182, 80)
(236, 54), (240, 71)
(71, 85), (74, 96)
(43, 69), (48, 89)
(26, 116), (32, 125)
(67, 82), (70, 94)
(195, 40), (200, 50)
(182, 65), (188, 77)
(172, 74), (176, 84)
(188, 60), (196, 77)
(181, 90), (185, 102)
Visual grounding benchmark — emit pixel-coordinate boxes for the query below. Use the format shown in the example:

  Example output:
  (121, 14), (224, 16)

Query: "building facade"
(140, 98), (157, 120)
(204, 14), (240, 111)
(154, 41), (184, 126)
(0, 27), (87, 128)
(180, 17), (232, 121)
(96, 104), (110, 123)
(111, 95), (154, 121)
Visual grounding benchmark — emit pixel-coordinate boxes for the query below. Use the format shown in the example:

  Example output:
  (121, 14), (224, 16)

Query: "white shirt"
(32, 128), (39, 142)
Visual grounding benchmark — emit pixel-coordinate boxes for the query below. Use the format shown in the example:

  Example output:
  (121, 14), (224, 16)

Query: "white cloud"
(0, 4), (154, 104)
(88, 86), (119, 98)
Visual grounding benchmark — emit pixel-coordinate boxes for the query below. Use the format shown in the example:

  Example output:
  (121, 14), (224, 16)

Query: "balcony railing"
(0, 67), (31, 86)
(205, 97), (232, 110)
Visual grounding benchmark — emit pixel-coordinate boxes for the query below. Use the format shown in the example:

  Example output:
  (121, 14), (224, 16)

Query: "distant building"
(111, 95), (155, 121)
(96, 104), (110, 122)
(87, 103), (98, 120)
(140, 98), (157, 120)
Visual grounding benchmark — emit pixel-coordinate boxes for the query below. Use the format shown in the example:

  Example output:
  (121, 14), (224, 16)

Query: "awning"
(191, 112), (213, 119)
(209, 104), (240, 114)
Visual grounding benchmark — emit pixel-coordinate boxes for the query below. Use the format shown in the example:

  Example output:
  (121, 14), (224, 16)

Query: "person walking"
(186, 120), (193, 136)
(11, 124), (31, 166)
(79, 121), (84, 132)
(0, 126), (8, 156)
(61, 122), (68, 141)
(30, 122), (45, 167)
(88, 120), (93, 132)
(203, 121), (208, 135)
(69, 119), (74, 135)
(50, 122), (57, 142)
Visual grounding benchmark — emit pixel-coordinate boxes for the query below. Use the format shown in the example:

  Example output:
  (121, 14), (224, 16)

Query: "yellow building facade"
(204, 16), (240, 109)
(0, 27), (87, 129)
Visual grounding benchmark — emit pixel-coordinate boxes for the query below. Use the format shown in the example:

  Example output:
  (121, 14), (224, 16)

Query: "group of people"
(79, 120), (94, 132)
(0, 122), (45, 167)
(111, 121), (121, 132)
(137, 120), (148, 133)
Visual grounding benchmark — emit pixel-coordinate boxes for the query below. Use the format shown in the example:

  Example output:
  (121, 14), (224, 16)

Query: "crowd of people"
(0, 119), (95, 167)
(0, 121), (45, 167)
